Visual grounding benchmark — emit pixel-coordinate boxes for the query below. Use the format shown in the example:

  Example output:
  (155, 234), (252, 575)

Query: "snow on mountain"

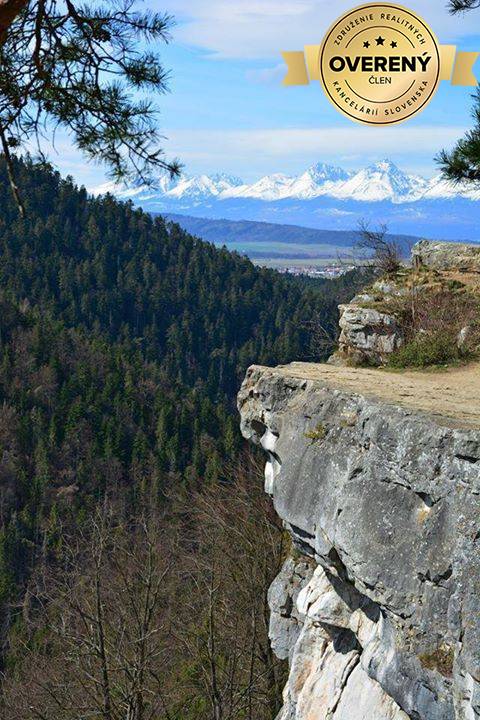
(89, 160), (480, 205)
(285, 163), (352, 199)
(420, 174), (480, 201)
(305, 162), (351, 184)
(166, 173), (244, 200)
(325, 160), (428, 202)
(220, 164), (352, 201)
(223, 173), (294, 200)
(93, 175), (174, 201)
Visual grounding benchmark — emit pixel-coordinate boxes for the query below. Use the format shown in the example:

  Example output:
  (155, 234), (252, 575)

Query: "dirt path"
(264, 361), (480, 429)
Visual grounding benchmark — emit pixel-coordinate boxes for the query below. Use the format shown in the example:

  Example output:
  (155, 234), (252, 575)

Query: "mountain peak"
(367, 159), (401, 173)
(90, 159), (479, 207)
(336, 159), (419, 201)
(304, 162), (350, 183)
(209, 173), (244, 187)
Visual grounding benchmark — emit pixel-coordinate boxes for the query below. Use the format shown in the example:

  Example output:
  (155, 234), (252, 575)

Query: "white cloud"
(322, 208), (355, 216)
(164, 0), (477, 59)
(38, 123), (468, 186)
(161, 125), (468, 178)
(245, 64), (285, 84)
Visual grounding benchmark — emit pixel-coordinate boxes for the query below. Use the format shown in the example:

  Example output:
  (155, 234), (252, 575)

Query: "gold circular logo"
(319, 3), (441, 125)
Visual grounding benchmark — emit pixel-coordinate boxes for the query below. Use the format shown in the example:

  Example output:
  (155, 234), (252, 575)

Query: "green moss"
(356, 300), (398, 315)
(446, 279), (466, 291)
(304, 422), (327, 444)
(419, 644), (454, 678)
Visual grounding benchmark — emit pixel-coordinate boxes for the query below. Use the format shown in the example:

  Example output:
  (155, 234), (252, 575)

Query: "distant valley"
(164, 214), (425, 269)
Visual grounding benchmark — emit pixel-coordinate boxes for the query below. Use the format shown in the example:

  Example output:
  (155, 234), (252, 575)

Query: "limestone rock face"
(331, 241), (480, 366)
(238, 364), (480, 720)
(413, 240), (480, 273)
(334, 302), (404, 366)
(268, 556), (314, 660)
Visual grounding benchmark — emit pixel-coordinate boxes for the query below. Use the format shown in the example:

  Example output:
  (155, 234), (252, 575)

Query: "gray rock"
(268, 556), (314, 660)
(412, 240), (480, 273)
(458, 326), (470, 348)
(334, 303), (404, 366)
(238, 365), (480, 720)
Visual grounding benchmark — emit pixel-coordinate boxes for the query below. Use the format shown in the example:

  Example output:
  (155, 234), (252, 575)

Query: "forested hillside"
(0, 158), (360, 399)
(0, 157), (364, 716)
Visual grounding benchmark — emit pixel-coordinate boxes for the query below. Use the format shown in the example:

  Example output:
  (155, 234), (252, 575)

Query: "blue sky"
(51, 0), (480, 187)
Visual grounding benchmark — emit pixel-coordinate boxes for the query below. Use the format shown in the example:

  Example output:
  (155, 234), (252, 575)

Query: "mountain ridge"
(164, 213), (433, 261)
(92, 159), (480, 206)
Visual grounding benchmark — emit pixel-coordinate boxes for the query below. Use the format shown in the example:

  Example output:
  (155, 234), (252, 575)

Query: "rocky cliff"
(238, 362), (480, 720)
(331, 240), (480, 367)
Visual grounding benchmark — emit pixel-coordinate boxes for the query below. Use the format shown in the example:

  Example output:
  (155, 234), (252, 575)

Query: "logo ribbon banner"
(282, 46), (479, 87)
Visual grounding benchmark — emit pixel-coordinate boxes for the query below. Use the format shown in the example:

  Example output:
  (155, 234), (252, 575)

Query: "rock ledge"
(238, 363), (480, 720)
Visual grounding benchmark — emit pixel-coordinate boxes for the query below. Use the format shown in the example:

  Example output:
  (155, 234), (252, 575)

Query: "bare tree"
(3, 507), (175, 720)
(3, 457), (288, 720)
(355, 221), (402, 276)
(169, 456), (287, 720)
(301, 318), (338, 360)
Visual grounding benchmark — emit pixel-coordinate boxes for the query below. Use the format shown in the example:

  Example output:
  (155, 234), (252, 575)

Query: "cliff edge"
(330, 240), (480, 367)
(238, 361), (480, 720)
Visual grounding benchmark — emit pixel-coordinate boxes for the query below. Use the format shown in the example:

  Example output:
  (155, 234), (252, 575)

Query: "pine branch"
(436, 89), (480, 185)
(0, 0), (181, 213)
(0, 0), (28, 42)
(449, 0), (480, 13)
(0, 127), (25, 216)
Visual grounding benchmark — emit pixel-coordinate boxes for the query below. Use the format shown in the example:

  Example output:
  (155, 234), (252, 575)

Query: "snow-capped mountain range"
(91, 160), (480, 241)
(92, 160), (480, 206)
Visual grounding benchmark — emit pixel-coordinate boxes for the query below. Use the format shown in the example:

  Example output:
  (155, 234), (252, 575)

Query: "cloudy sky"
(52, 0), (480, 187)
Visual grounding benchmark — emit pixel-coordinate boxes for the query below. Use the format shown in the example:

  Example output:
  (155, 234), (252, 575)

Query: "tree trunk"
(0, 128), (25, 217)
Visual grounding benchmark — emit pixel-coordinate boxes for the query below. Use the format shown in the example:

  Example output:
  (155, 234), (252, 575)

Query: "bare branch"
(355, 220), (401, 276)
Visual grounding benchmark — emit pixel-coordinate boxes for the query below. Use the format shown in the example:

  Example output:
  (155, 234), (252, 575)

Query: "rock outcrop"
(238, 362), (480, 720)
(332, 241), (480, 366)
(333, 284), (405, 366)
(413, 241), (480, 273)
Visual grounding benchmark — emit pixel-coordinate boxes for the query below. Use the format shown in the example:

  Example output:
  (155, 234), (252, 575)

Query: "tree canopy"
(0, 156), (364, 639)
(0, 0), (180, 215)
(437, 0), (480, 183)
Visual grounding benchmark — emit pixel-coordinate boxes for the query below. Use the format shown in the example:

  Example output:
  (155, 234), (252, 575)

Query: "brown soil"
(259, 361), (480, 429)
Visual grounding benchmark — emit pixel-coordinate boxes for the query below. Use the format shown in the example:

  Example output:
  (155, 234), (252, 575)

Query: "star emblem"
(375, 36), (385, 46)
(363, 40), (370, 48)
(391, 40), (398, 48)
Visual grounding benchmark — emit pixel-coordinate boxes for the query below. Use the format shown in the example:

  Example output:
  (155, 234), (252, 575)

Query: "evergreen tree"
(437, 1), (480, 182)
(0, 1), (180, 214)
(0, 156), (366, 667)
(449, 0), (480, 10)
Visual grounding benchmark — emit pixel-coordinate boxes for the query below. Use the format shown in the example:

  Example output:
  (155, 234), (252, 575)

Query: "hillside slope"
(0, 156), (366, 655)
(0, 157), (362, 399)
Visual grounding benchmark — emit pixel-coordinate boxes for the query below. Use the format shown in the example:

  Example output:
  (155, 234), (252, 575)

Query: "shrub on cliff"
(388, 284), (480, 368)
(388, 331), (464, 368)
(355, 221), (403, 276)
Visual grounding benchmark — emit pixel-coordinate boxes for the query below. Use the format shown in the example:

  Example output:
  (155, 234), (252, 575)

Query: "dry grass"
(356, 268), (480, 368)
